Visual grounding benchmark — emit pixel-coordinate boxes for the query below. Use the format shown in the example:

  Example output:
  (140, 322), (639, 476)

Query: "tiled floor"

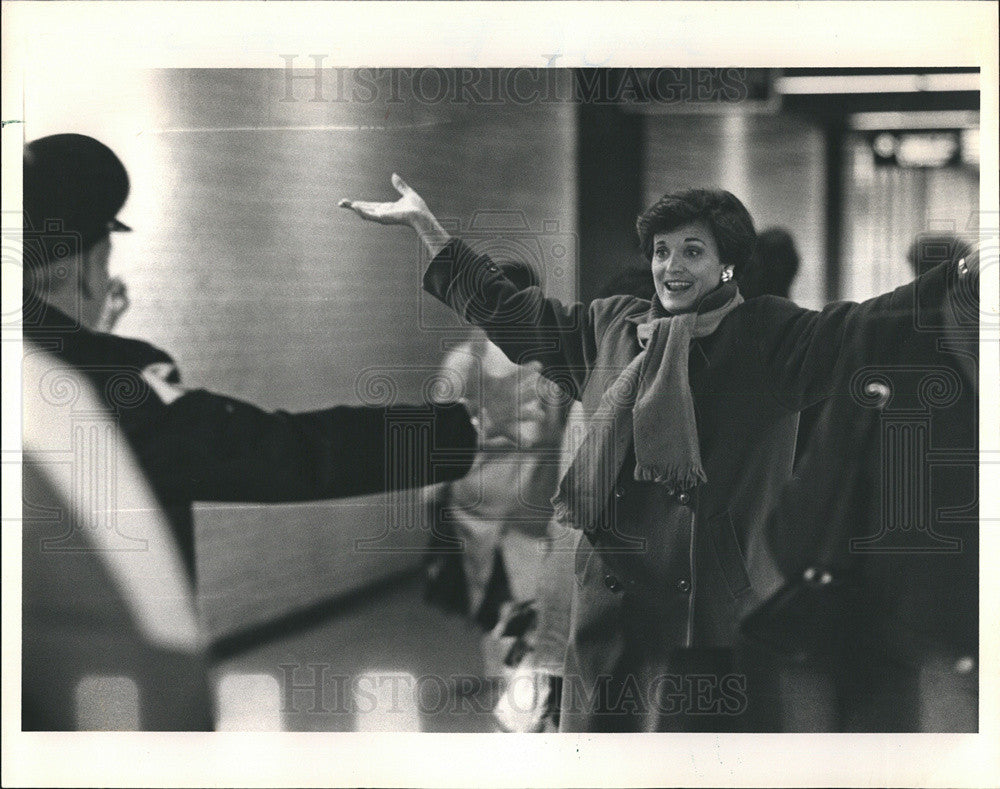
(212, 578), (503, 732)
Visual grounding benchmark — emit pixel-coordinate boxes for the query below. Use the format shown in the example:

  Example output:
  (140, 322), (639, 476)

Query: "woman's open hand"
(339, 173), (429, 227)
(339, 173), (452, 256)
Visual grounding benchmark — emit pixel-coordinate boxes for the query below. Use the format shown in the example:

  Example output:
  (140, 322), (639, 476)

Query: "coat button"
(486, 263), (499, 273)
(676, 491), (691, 505)
(803, 566), (833, 585)
(614, 485), (625, 499)
(676, 579), (691, 593)
(603, 573), (623, 593)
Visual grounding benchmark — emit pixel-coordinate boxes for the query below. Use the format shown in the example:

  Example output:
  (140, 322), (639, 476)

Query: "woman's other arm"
(749, 251), (978, 412)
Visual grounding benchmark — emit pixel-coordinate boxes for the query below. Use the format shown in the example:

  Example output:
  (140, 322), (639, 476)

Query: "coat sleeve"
(125, 391), (477, 503)
(748, 262), (955, 412)
(423, 237), (630, 400)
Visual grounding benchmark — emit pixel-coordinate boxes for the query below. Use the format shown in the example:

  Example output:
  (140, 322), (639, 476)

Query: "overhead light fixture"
(870, 131), (962, 168)
(777, 73), (979, 94)
(850, 110), (980, 130)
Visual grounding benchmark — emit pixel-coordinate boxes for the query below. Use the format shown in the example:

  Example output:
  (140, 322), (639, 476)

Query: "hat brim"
(109, 217), (132, 233)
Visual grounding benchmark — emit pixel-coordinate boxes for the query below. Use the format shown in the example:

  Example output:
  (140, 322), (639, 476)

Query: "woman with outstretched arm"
(340, 174), (975, 733)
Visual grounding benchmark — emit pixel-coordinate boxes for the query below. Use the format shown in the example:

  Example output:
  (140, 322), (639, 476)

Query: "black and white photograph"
(2, 2), (998, 787)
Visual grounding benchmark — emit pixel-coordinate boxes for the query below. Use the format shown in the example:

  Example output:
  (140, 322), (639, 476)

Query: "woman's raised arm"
(340, 175), (625, 401)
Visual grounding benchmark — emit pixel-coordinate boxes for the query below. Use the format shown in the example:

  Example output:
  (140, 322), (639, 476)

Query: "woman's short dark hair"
(636, 188), (757, 276)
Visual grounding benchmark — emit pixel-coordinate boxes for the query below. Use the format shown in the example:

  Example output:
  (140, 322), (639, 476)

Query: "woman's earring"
(721, 268), (733, 282)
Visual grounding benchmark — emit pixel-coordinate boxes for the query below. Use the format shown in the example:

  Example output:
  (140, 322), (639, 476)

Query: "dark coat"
(24, 303), (477, 579)
(424, 237), (960, 732)
(742, 263), (978, 731)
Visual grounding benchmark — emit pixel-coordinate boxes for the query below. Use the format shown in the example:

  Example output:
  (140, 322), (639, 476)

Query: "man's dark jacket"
(24, 302), (477, 578)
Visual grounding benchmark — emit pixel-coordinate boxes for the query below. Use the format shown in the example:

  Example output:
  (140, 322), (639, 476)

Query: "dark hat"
(23, 134), (131, 268)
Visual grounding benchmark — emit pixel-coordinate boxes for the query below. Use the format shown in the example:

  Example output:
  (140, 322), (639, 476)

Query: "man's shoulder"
(52, 327), (176, 377)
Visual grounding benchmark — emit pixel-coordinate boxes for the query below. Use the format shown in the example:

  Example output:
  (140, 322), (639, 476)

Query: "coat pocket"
(709, 511), (752, 599)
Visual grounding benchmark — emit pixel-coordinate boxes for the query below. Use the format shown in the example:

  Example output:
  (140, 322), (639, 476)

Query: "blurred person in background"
(587, 265), (658, 302)
(738, 226), (800, 300)
(21, 134), (489, 730)
(342, 174), (974, 733)
(737, 226), (821, 465)
(423, 260), (574, 711)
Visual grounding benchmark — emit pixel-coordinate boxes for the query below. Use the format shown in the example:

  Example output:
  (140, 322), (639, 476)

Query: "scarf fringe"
(633, 463), (707, 490)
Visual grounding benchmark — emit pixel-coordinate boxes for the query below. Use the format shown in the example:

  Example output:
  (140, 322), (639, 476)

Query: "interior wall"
(840, 134), (979, 301)
(24, 68), (578, 639)
(642, 111), (827, 309)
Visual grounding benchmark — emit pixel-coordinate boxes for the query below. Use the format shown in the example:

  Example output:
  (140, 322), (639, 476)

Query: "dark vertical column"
(823, 121), (846, 302)
(576, 89), (646, 303)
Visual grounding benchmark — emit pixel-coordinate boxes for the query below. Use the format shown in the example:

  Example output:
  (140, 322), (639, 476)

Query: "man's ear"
(78, 247), (96, 299)
(79, 242), (107, 300)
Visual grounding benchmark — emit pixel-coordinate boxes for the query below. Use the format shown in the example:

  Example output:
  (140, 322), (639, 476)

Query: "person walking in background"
(422, 261), (573, 696)
(493, 266), (658, 733)
(738, 227), (801, 300)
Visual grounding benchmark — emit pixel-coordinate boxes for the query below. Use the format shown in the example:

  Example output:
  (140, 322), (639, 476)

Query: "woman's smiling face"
(650, 221), (727, 313)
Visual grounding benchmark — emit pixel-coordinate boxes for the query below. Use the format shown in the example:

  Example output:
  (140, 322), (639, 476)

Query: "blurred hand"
(493, 658), (560, 733)
(95, 276), (130, 333)
(478, 360), (547, 446)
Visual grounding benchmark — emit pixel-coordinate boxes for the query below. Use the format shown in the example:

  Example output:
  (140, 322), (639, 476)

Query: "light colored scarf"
(552, 283), (743, 533)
